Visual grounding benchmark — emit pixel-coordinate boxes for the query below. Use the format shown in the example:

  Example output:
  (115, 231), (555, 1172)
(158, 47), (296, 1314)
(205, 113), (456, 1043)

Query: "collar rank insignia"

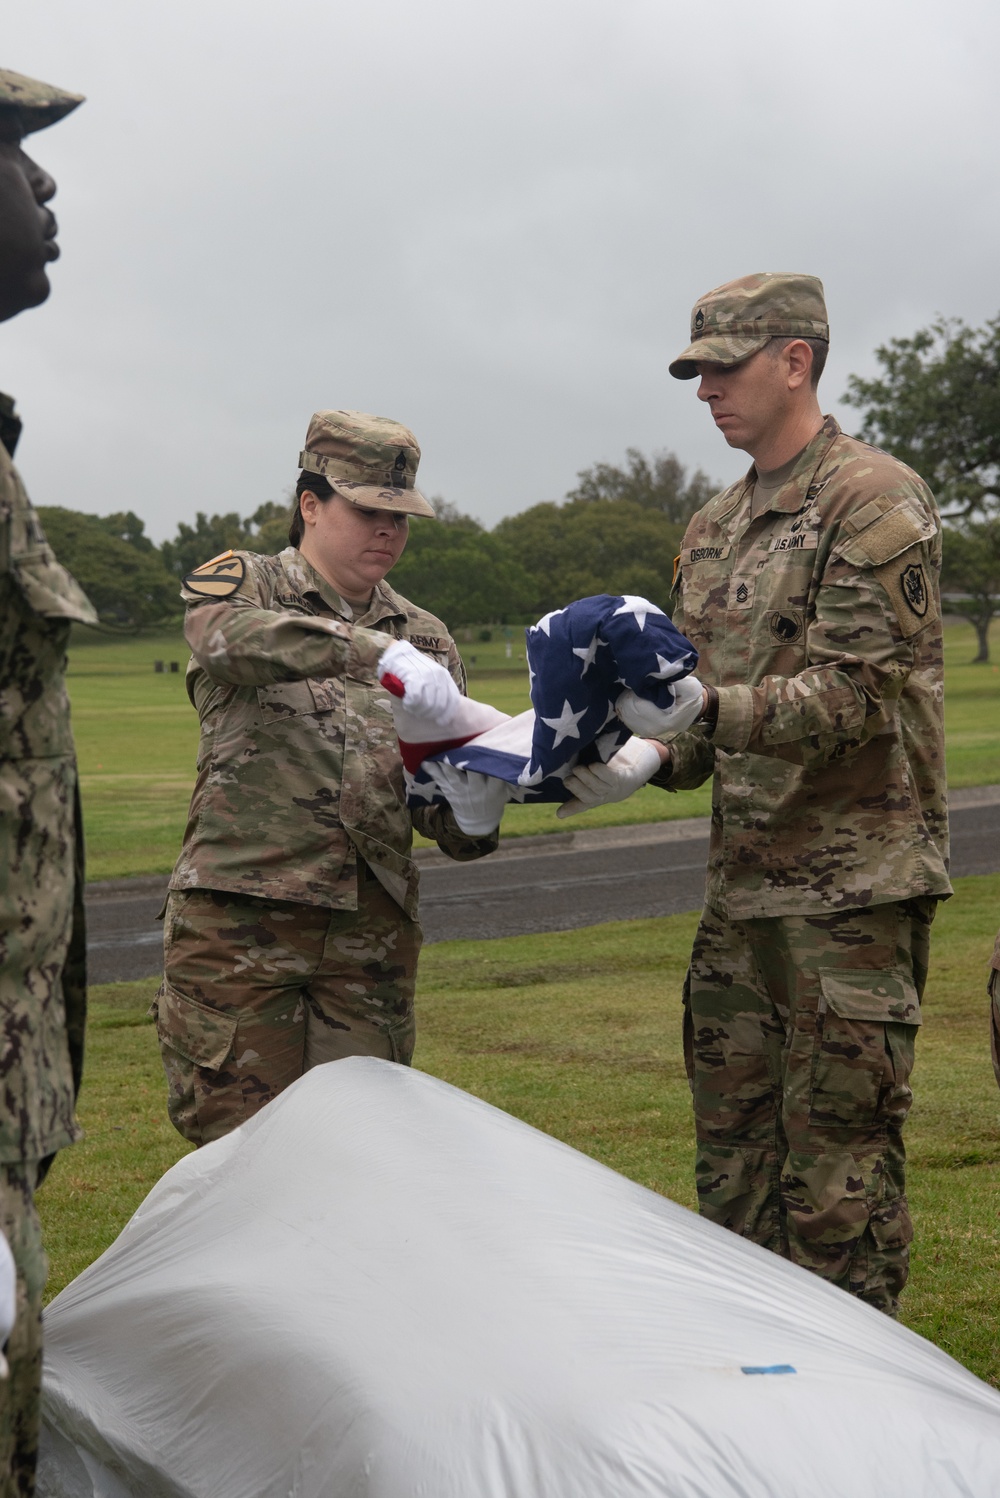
(183, 550), (246, 598)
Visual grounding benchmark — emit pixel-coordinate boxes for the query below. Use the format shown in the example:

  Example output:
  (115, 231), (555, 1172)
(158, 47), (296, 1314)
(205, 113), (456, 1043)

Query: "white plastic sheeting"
(39, 1057), (1000, 1498)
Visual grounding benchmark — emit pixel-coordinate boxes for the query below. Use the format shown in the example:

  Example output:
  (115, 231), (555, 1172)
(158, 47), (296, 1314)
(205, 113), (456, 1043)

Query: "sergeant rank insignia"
(183, 550), (246, 598)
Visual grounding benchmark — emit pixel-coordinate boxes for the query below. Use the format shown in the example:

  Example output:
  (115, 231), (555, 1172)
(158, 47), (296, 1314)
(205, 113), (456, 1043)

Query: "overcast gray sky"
(5, 0), (998, 541)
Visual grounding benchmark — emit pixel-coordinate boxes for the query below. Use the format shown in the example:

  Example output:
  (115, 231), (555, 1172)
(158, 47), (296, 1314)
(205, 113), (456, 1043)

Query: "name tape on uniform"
(681, 544), (732, 565)
(769, 532), (819, 553)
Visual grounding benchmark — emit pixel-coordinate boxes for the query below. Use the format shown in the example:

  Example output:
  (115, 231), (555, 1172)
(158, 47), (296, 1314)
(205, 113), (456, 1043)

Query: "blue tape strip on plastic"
(741, 1365), (797, 1375)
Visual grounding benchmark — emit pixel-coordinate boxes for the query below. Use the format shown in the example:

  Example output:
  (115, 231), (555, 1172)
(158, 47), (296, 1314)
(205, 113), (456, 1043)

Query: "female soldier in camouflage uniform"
(155, 410), (497, 1146)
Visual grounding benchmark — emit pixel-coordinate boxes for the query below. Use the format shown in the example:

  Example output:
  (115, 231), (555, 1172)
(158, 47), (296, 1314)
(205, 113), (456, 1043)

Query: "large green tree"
(843, 316), (1000, 519)
(391, 502), (534, 626)
(941, 519), (1000, 662)
(567, 447), (715, 525)
(494, 498), (685, 617)
(161, 501), (292, 575)
(38, 507), (178, 628)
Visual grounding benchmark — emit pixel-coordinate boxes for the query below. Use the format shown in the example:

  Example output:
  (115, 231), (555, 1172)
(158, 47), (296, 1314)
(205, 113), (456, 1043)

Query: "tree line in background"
(40, 449), (714, 633)
(41, 314), (1000, 659)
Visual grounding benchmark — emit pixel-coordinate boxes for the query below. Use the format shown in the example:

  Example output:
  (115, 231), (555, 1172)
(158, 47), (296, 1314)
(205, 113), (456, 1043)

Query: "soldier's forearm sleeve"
(712, 563), (922, 765)
(184, 599), (385, 686)
(651, 727), (716, 790)
(412, 802), (500, 862)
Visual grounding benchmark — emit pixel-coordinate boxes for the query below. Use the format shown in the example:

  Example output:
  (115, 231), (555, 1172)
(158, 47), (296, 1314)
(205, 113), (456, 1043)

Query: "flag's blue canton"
(406, 594), (698, 807)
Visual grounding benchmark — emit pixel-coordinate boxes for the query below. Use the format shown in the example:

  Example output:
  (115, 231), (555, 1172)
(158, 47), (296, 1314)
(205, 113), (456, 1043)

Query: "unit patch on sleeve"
(183, 551), (246, 598)
(872, 545), (939, 639)
(900, 563), (928, 618)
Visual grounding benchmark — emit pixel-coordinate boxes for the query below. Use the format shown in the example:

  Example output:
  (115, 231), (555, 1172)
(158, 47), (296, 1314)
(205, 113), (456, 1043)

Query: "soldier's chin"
(0, 266), (52, 323)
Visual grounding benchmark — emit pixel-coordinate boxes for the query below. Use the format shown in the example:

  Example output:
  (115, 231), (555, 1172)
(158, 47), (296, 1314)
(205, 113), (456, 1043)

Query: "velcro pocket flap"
(835, 500), (936, 569)
(819, 968), (921, 1026)
(154, 981), (238, 1070)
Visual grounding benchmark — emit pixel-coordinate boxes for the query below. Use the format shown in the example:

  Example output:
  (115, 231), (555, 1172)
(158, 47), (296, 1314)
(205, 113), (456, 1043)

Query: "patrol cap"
(0, 68), (84, 138)
(298, 409), (436, 518)
(669, 273), (829, 380)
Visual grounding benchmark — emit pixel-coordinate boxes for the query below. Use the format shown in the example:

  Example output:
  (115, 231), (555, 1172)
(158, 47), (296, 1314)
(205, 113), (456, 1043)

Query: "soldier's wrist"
(698, 685), (720, 735)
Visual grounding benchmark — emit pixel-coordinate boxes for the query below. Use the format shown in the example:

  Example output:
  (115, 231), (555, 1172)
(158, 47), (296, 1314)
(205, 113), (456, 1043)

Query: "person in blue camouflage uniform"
(0, 69), (96, 1495)
(155, 410), (498, 1146)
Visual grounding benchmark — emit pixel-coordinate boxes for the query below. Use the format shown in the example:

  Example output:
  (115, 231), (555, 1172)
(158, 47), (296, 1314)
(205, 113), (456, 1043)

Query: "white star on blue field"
(405, 595), (699, 809)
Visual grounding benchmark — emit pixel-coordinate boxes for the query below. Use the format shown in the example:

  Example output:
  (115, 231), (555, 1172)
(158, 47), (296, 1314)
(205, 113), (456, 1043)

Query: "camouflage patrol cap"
(298, 410), (436, 518)
(0, 69), (84, 138)
(669, 272), (829, 380)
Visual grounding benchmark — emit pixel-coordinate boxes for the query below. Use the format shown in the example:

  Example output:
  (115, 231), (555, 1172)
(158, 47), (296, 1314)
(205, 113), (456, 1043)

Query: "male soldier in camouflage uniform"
(0, 70), (96, 1494)
(665, 274), (951, 1314)
(155, 409), (498, 1146)
(571, 274), (950, 1314)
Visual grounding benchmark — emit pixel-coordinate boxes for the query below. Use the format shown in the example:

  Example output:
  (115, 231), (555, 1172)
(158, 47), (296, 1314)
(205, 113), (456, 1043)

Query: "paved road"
(86, 786), (1000, 984)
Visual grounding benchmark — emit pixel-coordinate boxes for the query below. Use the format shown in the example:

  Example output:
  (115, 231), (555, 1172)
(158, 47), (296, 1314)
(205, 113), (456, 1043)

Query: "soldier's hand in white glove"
(426, 761), (511, 837)
(378, 639), (462, 722)
(0, 1230), (14, 1377)
(615, 675), (705, 739)
(557, 737), (668, 819)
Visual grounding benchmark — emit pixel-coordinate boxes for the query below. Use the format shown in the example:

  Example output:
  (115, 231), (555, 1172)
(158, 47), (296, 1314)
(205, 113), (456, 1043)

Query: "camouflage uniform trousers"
(154, 863), (420, 1147)
(683, 897), (936, 1316)
(0, 1163), (44, 1498)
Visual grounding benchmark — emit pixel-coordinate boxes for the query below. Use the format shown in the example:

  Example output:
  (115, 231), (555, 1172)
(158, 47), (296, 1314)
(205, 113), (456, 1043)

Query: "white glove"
(425, 761), (511, 836)
(615, 675), (705, 739)
(0, 1230), (14, 1378)
(378, 639), (461, 721)
(557, 737), (665, 819)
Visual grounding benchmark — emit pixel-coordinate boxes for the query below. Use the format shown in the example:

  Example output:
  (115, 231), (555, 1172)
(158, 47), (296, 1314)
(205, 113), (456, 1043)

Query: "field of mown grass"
(40, 873), (1000, 1386)
(67, 617), (1000, 880)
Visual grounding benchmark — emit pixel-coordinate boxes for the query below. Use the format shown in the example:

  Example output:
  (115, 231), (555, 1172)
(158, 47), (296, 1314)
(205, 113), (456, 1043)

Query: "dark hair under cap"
(289, 470), (334, 547)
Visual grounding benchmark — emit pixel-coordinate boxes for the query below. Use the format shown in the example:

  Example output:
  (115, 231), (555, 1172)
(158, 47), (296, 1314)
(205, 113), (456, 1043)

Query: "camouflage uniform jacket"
(0, 394), (96, 1165)
(667, 416), (951, 920)
(171, 546), (497, 917)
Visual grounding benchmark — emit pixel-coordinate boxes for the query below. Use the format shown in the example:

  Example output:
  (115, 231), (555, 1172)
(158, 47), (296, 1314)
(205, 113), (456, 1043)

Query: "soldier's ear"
(784, 340), (813, 392)
(298, 490), (321, 527)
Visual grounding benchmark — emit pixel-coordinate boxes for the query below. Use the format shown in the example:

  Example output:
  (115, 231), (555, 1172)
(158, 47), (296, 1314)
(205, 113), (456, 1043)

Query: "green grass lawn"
(66, 617), (1000, 879)
(39, 873), (1000, 1386)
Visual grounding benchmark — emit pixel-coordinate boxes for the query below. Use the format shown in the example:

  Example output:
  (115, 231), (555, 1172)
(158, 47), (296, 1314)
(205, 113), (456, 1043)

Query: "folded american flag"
(400, 594), (698, 808)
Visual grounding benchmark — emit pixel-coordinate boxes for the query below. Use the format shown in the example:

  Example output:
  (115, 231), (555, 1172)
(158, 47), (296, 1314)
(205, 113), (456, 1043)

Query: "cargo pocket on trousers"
(153, 980), (238, 1072)
(809, 969), (921, 1130)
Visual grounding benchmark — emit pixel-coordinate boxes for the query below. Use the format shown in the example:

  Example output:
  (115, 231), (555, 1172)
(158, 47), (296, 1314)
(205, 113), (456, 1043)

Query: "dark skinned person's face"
(0, 123), (59, 323)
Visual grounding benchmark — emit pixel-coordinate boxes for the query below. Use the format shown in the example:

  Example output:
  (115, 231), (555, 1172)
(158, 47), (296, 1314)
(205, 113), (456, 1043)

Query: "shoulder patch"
(872, 543), (940, 639)
(183, 552), (246, 599)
